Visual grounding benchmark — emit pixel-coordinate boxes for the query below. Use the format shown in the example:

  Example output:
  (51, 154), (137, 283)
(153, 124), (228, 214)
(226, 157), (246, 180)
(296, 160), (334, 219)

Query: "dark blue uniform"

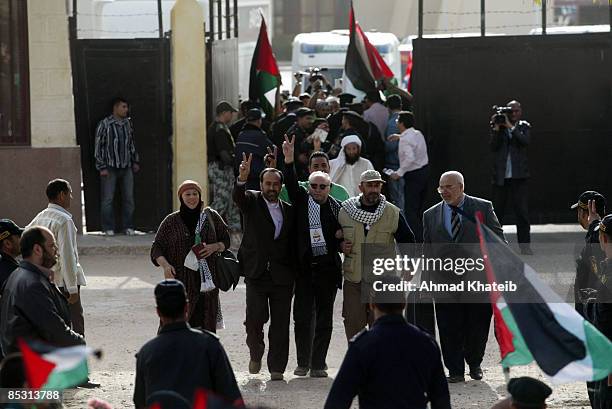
(594, 258), (612, 409)
(324, 314), (450, 409)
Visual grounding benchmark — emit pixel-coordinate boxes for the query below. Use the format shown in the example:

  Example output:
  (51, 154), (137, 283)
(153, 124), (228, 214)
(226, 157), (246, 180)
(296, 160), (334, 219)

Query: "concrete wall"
(27, 0), (77, 148)
(0, 147), (83, 231)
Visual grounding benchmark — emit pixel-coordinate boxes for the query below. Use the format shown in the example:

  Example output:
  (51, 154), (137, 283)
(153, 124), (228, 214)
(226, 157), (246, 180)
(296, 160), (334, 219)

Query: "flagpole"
(503, 366), (510, 384)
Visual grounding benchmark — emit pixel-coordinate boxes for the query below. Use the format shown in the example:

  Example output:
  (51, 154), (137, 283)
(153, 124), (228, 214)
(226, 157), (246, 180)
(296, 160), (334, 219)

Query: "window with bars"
(0, 0), (30, 146)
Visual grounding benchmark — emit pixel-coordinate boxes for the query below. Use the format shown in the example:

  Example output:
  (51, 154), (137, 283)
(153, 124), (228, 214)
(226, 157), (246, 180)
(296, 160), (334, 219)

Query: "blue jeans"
(387, 176), (405, 210)
(101, 167), (135, 231)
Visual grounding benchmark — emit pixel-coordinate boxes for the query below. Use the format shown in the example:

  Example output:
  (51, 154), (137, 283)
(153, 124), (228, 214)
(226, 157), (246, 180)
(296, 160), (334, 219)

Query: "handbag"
(204, 208), (241, 291)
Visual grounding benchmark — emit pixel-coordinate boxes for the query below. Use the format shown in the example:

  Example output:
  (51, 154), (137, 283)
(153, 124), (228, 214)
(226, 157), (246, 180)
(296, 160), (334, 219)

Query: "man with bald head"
(283, 135), (342, 378)
(421, 171), (504, 383)
(490, 100), (532, 254)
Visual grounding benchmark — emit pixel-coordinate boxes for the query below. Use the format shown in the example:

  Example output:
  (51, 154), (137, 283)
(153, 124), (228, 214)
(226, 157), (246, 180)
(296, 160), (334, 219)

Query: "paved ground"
(61, 227), (593, 408)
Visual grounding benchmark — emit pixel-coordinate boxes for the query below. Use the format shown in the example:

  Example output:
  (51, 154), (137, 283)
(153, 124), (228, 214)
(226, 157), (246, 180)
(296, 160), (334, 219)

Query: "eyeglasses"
(437, 184), (458, 193)
(310, 183), (329, 190)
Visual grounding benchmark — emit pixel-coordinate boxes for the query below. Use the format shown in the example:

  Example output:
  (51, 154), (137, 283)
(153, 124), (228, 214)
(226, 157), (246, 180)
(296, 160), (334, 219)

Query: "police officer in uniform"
(593, 215), (612, 409)
(133, 280), (242, 408)
(571, 191), (607, 318)
(324, 277), (450, 409)
(0, 219), (23, 292)
(490, 376), (552, 409)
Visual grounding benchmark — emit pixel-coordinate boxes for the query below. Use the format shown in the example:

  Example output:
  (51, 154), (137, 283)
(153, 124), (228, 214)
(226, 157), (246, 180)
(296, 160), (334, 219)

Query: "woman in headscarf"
(150, 180), (230, 332)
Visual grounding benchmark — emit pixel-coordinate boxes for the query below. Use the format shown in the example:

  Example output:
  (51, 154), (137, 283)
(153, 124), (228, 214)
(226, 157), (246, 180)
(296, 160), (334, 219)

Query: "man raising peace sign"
(232, 151), (296, 382)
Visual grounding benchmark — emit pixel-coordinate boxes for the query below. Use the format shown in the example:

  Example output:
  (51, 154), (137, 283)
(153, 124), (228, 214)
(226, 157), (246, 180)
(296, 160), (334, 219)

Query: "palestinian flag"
(18, 339), (96, 389)
(474, 213), (612, 383)
(345, 1), (394, 93)
(248, 15), (281, 118)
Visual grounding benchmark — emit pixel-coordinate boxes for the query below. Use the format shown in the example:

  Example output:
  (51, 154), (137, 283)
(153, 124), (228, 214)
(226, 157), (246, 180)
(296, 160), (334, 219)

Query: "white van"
(291, 30), (401, 97)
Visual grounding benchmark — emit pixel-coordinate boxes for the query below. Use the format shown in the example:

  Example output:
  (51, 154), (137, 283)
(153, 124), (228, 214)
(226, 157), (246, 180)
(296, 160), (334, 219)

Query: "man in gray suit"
(422, 171), (505, 383)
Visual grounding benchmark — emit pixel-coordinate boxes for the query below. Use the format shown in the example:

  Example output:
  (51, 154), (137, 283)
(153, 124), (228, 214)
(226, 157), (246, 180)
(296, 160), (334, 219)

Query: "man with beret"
(490, 377), (552, 409)
(133, 280), (242, 408)
(593, 215), (612, 409)
(208, 101), (241, 234)
(571, 191), (607, 320)
(234, 108), (275, 191)
(324, 277), (449, 409)
(0, 219), (23, 292)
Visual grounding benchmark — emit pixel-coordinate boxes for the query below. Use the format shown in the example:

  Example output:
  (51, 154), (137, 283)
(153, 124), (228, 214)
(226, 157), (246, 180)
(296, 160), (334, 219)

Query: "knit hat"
(177, 180), (202, 199)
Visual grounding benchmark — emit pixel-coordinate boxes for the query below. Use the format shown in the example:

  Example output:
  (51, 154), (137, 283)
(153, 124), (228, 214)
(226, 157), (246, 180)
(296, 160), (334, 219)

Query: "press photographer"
(489, 100), (532, 254)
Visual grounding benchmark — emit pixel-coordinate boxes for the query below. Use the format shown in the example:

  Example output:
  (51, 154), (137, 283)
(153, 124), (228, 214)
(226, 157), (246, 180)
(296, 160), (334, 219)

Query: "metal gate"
(411, 33), (612, 223)
(72, 39), (172, 232)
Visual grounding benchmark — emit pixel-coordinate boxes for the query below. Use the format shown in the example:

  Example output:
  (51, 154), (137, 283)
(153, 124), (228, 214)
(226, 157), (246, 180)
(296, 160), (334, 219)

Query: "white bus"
(291, 30), (401, 98)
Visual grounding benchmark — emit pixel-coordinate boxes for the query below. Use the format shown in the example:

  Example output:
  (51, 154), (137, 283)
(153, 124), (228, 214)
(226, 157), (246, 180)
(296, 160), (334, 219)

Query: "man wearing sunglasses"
(282, 135), (343, 379)
(490, 100), (532, 255)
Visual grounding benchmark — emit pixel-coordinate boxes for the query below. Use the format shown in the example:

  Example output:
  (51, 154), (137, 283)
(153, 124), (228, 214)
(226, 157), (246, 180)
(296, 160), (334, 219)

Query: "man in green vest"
(279, 151), (350, 204)
(338, 170), (415, 340)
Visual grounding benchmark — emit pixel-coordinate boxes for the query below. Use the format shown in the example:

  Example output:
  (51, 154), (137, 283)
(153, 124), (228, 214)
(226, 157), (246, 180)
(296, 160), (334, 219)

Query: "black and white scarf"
(341, 194), (387, 229)
(307, 196), (341, 256)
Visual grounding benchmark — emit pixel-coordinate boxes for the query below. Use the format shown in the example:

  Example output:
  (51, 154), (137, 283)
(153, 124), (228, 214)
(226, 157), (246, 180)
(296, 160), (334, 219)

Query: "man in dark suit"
(0, 219), (23, 292)
(233, 153), (295, 381)
(490, 100), (532, 254)
(282, 135), (342, 378)
(422, 171), (505, 383)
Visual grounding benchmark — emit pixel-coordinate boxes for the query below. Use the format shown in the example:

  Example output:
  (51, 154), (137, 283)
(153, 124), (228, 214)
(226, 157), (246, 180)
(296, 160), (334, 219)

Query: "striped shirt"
(94, 115), (140, 170)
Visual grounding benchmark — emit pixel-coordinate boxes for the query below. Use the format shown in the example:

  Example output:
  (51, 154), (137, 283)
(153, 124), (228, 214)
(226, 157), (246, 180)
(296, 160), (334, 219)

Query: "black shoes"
(447, 375), (465, 383)
(469, 366), (483, 380)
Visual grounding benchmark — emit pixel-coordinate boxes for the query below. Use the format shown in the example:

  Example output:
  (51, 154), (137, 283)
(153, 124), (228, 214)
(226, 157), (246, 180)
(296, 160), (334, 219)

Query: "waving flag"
(474, 213), (612, 383)
(18, 339), (99, 389)
(248, 15), (281, 118)
(345, 1), (394, 93)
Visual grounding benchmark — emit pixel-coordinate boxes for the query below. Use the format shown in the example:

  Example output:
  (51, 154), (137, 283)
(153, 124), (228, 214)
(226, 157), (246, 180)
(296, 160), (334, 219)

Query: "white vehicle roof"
(529, 24), (610, 35)
(293, 30), (399, 48)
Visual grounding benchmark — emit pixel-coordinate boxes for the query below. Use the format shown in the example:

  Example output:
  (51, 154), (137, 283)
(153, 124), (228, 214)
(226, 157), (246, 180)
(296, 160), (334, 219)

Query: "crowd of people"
(0, 74), (610, 409)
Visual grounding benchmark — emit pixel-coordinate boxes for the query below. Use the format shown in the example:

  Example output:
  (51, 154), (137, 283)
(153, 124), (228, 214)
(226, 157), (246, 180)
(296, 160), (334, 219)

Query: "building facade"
(0, 0), (83, 230)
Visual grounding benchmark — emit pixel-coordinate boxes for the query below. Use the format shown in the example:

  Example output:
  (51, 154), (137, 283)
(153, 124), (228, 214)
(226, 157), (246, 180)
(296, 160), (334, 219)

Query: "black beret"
(154, 279), (187, 307)
(507, 377), (552, 408)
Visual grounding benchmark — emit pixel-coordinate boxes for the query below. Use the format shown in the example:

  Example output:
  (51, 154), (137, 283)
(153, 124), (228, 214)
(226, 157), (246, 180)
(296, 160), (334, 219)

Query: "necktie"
(451, 207), (461, 242)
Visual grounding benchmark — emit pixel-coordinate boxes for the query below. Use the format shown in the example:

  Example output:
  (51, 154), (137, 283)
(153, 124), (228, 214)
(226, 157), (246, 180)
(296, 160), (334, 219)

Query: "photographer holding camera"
(489, 100), (532, 255)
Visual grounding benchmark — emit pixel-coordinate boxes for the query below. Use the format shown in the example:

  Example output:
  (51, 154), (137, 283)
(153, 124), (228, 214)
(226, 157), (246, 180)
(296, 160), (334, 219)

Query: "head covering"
(571, 191), (606, 214)
(360, 169), (385, 184)
(177, 180), (203, 234)
(298, 93), (310, 101)
(596, 214), (612, 235)
(329, 135), (362, 180)
(215, 101), (238, 115)
(177, 180), (202, 199)
(246, 108), (264, 121)
(0, 219), (24, 242)
(155, 279), (188, 308)
(338, 92), (356, 107)
(507, 377), (552, 408)
(296, 107), (315, 118)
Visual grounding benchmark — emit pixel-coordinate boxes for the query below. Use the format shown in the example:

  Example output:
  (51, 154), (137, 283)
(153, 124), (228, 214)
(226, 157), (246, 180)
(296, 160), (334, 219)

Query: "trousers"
(245, 279), (293, 373)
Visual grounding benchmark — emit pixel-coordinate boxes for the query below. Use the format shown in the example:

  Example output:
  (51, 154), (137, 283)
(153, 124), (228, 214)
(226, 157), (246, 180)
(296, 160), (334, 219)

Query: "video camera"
(491, 105), (513, 125)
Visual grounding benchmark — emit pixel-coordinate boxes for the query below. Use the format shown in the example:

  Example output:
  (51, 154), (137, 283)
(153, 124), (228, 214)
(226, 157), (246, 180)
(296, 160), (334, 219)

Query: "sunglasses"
(310, 183), (329, 190)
